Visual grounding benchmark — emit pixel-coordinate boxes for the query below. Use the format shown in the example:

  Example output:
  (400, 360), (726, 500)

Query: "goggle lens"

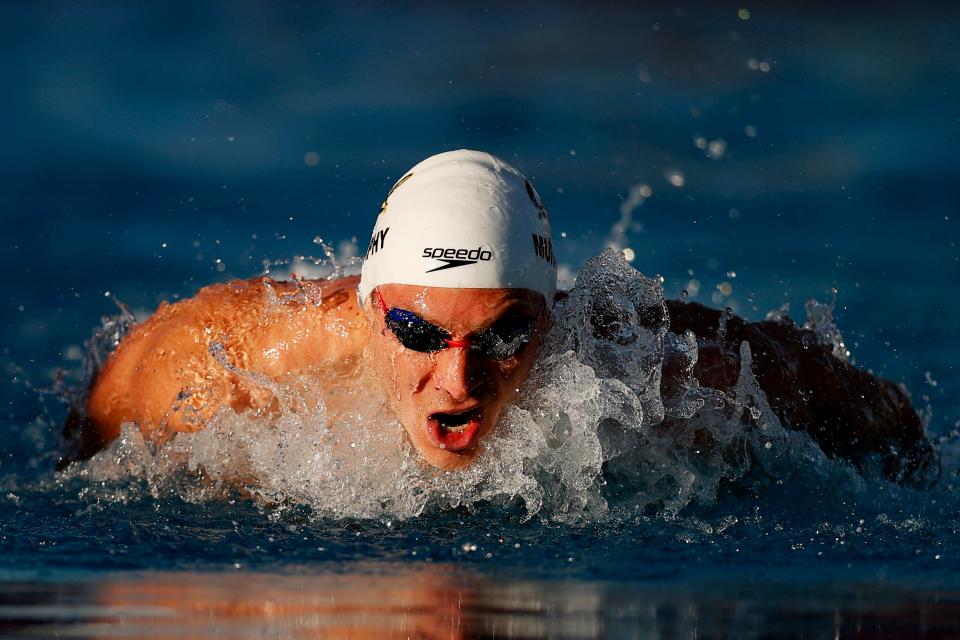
(382, 305), (535, 359)
(384, 308), (451, 352)
(471, 317), (535, 360)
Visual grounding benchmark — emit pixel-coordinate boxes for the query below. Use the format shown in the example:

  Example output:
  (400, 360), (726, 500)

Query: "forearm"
(664, 300), (931, 481)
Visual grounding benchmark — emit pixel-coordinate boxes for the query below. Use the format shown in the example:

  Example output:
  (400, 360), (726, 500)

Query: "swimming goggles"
(374, 290), (538, 359)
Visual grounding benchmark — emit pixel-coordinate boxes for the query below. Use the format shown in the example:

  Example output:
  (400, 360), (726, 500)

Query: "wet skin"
(75, 275), (546, 470)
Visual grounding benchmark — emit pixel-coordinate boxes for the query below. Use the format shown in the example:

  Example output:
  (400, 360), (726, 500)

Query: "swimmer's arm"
(85, 297), (233, 446)
(663, 300), (931, 481)
(82, 276), (368, 450)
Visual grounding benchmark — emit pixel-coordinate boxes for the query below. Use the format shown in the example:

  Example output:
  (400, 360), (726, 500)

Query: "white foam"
(68, 249), (895, 521)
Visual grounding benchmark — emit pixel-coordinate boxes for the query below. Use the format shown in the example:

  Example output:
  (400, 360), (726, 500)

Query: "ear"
(534, 292), (553, 333)
(537, 308), (553, 334)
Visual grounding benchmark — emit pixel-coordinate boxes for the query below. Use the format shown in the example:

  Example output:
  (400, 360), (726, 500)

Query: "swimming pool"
(2, 3), (959, 637)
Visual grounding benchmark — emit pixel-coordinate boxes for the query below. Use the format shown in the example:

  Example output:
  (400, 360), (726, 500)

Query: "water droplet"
(707, 139), (727, 159)
(666, 170), (685, 187)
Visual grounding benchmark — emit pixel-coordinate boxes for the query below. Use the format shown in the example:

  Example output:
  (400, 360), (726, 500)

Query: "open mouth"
(426, 408), (483, 451)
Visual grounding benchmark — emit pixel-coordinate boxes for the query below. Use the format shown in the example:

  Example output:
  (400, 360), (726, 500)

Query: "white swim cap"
(358, 149), (557, 305)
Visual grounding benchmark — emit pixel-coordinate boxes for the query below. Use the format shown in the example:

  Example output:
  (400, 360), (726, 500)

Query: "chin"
(420, 446), (481, 470)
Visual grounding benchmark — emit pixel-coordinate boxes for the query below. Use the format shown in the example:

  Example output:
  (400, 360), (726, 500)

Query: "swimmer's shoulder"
(256, 275), (368, 368)
(95, 275), (365, 385)
(150, 273), (363, 318)
(83, 275), (366, 452)
(190, 274), (368, 371)
(238, 274), (365, 329)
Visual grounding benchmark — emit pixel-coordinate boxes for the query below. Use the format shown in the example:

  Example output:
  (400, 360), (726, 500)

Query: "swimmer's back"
(71, 275), (368, 461)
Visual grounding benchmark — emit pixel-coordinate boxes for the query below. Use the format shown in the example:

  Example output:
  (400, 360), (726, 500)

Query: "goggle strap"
(374, 289), (388, 314)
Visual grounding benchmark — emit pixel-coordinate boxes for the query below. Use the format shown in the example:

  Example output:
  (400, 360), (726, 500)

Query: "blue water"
(2, 3), (960, 637)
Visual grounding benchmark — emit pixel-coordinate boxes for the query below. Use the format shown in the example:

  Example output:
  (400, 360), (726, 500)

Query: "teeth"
(433, 410), (478, 431)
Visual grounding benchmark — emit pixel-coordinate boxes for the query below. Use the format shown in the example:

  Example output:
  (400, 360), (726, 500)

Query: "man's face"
(365, 284), (547, 469)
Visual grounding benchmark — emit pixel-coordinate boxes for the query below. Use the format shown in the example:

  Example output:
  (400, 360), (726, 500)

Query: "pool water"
(2, 3), (959, 637)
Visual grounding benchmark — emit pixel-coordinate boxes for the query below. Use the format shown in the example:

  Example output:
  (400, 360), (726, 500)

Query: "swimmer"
(61, 150), (933, 482)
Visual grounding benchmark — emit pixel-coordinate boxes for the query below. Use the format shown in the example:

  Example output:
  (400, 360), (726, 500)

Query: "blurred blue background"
(1, 7), (960, 635)
(1, 2), (958, 431)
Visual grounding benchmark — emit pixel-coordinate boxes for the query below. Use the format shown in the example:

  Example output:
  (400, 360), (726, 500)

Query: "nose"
(433, 346), (481, 402)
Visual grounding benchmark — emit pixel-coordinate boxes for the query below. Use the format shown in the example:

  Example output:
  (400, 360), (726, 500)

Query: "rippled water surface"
(2, 3), (959, 637)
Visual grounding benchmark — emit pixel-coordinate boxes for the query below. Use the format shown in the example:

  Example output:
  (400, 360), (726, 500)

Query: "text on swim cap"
(525, 179), (549, 223)
(422, 247), (494, 261)
(366, 227), (389, 258)
(532, 234), (557, 267)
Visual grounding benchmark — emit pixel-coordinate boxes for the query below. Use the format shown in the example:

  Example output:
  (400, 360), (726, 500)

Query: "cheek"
(369, 335), (431, 406)
(368, 334), (402, 395)
(490, 347), (539, 395)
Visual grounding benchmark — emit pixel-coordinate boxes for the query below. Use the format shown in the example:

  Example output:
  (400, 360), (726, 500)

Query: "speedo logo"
(422, 246), (494, 273)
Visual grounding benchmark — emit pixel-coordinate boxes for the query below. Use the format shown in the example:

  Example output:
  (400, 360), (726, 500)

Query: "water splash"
(803, 290), (850, 361)
(261, 238), (362, 281)
(63, 250), (931, 523)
